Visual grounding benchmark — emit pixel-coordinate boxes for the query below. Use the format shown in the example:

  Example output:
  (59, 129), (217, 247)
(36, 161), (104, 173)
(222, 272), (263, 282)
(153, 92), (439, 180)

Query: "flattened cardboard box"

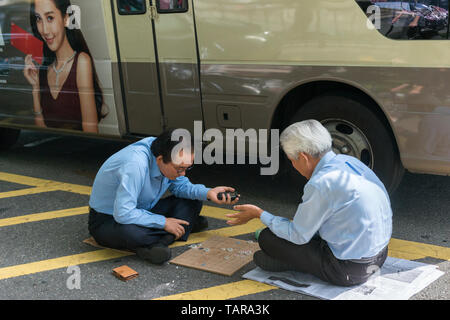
(169, 236), (260, 276)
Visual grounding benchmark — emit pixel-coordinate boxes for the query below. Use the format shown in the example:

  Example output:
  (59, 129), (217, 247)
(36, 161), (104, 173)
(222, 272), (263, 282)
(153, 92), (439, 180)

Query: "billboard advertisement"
(0, 0), (119, 135)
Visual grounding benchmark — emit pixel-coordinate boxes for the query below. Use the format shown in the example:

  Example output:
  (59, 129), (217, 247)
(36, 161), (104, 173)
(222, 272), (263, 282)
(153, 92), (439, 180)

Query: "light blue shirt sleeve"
(260, 183), (331, 245)
(168, 176), (210, 201)
(113, 162), (166, 229)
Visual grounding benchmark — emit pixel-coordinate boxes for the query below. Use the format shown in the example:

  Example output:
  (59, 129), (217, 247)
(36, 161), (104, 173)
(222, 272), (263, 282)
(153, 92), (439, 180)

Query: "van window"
(156, 0), (188, 13)
(117, 0), (146, 15)
(357, 1), (449, 40)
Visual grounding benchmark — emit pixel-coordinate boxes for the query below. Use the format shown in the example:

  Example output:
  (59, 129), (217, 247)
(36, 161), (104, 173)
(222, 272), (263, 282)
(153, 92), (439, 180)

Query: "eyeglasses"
(173, 164), (194, 174)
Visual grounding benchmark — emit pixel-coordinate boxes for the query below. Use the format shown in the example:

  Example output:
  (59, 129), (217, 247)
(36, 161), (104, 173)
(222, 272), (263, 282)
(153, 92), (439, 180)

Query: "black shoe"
(136, 243), (171, 265)
(191, 216), (208, 233)
(253, 250), (295, 272)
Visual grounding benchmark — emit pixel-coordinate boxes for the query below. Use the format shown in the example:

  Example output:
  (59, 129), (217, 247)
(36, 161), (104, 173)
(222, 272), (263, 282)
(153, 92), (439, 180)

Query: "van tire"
(0, 127), (20, 150)
(282, 91), (404, 194)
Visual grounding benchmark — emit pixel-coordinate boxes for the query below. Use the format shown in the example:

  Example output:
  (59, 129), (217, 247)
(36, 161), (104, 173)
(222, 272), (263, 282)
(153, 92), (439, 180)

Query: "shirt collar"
(149, 147), (164, 179)
(311, 150), (336, 178)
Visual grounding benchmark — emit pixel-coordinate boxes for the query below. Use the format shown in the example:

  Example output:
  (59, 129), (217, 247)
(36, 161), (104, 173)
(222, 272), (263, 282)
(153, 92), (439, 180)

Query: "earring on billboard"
(53, 51), (77, 86)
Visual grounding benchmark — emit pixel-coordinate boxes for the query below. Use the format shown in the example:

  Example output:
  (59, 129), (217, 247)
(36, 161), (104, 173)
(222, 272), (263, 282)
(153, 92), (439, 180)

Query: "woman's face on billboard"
(34, 0), (67, 52)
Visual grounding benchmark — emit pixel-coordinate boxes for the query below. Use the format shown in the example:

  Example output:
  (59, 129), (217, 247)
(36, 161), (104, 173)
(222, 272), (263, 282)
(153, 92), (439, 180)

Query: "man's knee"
(257, 228), (273, 251)
(191, 199), (203, 214)
(183, 198), (202, 210)
(115, 224), (160, 249)
(174, 198), (203, 218)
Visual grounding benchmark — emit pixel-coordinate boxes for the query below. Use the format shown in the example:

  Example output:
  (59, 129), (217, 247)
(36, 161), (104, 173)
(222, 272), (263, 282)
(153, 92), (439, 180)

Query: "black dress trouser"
(88, 195), (203, 251)
(258, 228), (388, 287)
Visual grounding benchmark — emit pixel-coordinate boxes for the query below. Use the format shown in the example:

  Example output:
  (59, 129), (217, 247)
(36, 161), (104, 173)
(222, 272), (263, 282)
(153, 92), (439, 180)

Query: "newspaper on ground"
(242, 256), (444, 300)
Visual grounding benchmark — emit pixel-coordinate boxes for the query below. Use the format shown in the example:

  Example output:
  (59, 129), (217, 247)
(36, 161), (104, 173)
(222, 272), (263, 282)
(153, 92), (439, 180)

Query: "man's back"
(89, 137), (159, 216)
(308, 152), (392, 260)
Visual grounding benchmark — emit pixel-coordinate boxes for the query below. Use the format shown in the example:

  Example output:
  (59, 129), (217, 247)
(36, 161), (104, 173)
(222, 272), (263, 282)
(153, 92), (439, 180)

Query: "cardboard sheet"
(169, 236), (260, 276)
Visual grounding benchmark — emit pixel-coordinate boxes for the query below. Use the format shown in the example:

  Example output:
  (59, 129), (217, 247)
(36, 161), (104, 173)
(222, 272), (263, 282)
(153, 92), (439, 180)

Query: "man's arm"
(169, 177), (239, 205)
(228, 183), (331, 245)
(168, 176), (210, 201)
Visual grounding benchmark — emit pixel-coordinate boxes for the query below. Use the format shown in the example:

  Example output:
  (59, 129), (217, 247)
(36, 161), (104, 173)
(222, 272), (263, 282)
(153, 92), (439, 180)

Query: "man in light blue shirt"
(227, 120), (392, 286)
(88, 129), (238, 264)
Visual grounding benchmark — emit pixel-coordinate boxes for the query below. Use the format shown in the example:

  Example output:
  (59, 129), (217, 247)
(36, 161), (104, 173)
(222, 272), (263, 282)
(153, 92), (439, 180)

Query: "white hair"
(280, 120), (332, 159)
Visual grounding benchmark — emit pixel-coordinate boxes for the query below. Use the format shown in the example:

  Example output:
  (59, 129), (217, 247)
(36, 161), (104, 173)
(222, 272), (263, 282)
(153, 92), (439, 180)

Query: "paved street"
(0, 131), (448, 301)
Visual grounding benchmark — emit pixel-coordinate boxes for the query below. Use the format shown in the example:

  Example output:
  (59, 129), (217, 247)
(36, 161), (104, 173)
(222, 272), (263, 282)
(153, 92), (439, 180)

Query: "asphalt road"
(0, 130), (448, 301)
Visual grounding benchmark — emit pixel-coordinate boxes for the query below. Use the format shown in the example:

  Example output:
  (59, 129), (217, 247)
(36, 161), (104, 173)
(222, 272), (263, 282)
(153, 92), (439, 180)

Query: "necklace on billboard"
(52, 51), (77, 86)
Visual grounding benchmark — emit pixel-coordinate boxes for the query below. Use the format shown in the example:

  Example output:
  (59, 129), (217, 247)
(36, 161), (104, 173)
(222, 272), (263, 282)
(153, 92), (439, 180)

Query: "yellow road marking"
(0, 207), (89, 228)
(0, 249), (134, 280)
(200, 205), (235, 220)
(0, 172), (91, 195)
(154, 280), (276, 300)
(0, 186), (62, 199)
(388, 238), (450, 261)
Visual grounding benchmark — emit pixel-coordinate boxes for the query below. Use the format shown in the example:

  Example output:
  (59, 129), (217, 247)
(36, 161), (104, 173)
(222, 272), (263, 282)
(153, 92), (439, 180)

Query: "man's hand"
(226, 204), (263, 225)
(164, 218), (189, 240)
(207, 186), (239, 205)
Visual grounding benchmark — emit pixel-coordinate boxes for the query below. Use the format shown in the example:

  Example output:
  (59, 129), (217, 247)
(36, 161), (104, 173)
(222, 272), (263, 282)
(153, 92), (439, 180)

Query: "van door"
(112, 0), (203, 136)
(112, 0), (164, 135)
(152, 0), (203, 134)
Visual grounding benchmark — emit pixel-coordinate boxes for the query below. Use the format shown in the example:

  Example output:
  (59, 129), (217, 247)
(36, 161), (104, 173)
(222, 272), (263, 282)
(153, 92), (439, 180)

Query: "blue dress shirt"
(260, 151), (392, 260)
(89, 137), (210, 229)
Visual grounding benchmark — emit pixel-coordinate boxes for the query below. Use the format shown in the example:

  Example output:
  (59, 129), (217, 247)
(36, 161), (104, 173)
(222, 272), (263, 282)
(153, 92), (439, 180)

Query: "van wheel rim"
(321, 119), (374, 168)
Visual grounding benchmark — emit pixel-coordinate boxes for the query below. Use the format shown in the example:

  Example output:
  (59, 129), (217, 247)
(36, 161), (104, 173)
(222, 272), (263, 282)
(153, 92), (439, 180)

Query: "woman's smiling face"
(34, 0), (67, 52)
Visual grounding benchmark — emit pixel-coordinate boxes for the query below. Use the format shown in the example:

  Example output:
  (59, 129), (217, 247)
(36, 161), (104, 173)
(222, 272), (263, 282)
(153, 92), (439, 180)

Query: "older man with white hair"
(227, 120), (392, 286)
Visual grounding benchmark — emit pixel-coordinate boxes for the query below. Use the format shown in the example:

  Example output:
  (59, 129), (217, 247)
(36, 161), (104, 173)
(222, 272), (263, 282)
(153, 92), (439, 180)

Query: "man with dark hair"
(88, 129), (238, 264)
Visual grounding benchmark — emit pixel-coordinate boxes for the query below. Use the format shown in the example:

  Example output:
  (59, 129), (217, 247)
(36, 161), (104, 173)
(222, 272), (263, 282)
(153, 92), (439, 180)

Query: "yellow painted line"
(0, 172), (62, 187)
(0, 249), (134, 280)
(154, 280), (276, 300)
(0, 186), (62, 199)
(200, 205), (234, 221)
(0, 172), (91, 195)
(388, 238), (450, 261)
(0, 207), (89, 228)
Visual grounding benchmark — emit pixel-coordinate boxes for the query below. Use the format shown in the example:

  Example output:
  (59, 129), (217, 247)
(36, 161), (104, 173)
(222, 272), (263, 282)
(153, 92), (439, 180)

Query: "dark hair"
(29, 0), (105, 121)
(151, 128), (195, 163)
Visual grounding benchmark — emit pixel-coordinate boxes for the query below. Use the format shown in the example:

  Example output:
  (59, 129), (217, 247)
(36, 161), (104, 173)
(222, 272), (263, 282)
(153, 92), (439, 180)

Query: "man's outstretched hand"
(226, 204), (263, 225)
